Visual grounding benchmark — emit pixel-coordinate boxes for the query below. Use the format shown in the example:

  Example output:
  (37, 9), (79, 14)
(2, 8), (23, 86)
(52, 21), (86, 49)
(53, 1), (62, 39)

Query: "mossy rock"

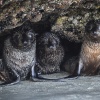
(0, 0), (99, 42)
(0, 0), (43, 35)
(51, 0), (100, 42)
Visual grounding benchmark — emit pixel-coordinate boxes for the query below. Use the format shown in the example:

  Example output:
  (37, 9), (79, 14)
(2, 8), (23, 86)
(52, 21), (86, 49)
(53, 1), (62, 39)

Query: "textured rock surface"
(0, 0), (99, 42)
(0, 0), (42, 35)
(51, 0), (100, 42)
(1, 75), (100, 100)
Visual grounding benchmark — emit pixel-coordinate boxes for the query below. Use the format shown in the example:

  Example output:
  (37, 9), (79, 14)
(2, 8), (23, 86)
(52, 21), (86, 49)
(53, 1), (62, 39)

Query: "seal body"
(79, 39), (100, 75)
(3, 25), (36, 80)
(3, 38), (36, 80)
(62, 56), (79, 74)
(36, 32), (64, 74)
(76, 19), (100, 76)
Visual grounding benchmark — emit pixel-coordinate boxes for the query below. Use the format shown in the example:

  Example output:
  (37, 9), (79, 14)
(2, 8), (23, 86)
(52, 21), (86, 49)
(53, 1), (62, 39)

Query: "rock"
(51, 0), (100, 42)
(0, 0), (42, 35)
(0, 0), (99, 42)
(0, 0), (83, 36)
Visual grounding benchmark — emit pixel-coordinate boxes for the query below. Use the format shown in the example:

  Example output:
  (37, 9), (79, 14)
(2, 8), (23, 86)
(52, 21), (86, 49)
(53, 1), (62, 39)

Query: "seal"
(1, 24), (37, 85)
(36, 32), (64, 74)
(70, 19), (100, 77)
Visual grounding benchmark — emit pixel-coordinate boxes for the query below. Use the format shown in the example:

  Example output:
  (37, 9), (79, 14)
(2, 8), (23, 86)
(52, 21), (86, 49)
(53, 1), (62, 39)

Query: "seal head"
(11, 26), (36, 52)
(85, 19), (100, 41)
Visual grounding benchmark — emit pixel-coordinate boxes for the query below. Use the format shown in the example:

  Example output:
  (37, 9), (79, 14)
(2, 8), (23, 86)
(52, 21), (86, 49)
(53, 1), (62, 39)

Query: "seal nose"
(94, 31), (100, 35)
(49, 42), (56, 50)
(93, 26), (100, 36)
(23, 41), (27, 45)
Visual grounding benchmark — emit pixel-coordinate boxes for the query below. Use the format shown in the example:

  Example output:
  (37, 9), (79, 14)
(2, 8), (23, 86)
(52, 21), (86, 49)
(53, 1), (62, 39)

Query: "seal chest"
(80, 40), (100, 75)
(4, 38), (36, 79)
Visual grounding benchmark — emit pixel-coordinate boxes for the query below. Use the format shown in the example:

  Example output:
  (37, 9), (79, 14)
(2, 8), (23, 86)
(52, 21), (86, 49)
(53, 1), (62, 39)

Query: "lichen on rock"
(0, 0), (100, 41)
(51, 0), (100, 42)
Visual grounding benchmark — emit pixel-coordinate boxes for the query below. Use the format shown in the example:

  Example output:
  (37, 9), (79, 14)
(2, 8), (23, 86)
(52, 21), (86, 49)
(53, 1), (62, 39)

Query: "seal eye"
(52, 37), (59, 46)
(12, 33), (21, 44)
(13, 33), (20, 39)
(28, 34), (33, 39)
(27, 32), (34, 40)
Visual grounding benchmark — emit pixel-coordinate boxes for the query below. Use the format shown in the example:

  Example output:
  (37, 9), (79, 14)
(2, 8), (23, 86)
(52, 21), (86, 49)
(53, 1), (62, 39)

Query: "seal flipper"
(64, 58), (83, 79)
(0, 69), (20, 86)
(31, 59), (83, 81)
(31, 65), (67, 81)
(0, 72), (7, 81)
(31, 65), (79, 81)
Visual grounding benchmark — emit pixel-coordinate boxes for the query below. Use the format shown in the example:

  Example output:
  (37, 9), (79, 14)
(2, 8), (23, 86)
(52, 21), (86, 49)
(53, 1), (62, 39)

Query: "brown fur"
(80, 40), (100, 75)
(78, 19), (100, 75)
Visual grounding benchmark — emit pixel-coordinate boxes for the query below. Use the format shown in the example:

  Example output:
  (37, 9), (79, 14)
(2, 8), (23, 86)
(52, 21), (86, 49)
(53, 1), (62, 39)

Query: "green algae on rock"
(51, 0), (100, 42)
(0, 0), (42, 35)
(0, 0), (99, 42)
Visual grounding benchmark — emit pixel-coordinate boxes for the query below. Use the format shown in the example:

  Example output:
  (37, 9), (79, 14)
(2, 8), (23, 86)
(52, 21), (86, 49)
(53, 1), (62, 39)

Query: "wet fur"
(63, 56), (79, 74)
(80, 40), (100, 75)
(73, 19), (100, 76)
(1, 24), (36, 85)
(36, 32), (64, 74)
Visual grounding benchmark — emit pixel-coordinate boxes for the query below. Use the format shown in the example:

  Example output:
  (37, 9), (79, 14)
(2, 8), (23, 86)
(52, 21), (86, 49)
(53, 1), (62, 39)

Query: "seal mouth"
(90, 31), (100, 38)
(49, 46), (56, 50)
(23, 44), (32, 48)
(93, 35), (98, 38)
(94, 31), (100, 36)
(15, 44), (32, 51)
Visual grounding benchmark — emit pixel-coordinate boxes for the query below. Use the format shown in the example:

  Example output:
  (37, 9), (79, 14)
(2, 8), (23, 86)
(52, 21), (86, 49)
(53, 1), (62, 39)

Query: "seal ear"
(11, 32), (21, 45)
(34, 32), (38, 36)
(85, 20), (97, 33)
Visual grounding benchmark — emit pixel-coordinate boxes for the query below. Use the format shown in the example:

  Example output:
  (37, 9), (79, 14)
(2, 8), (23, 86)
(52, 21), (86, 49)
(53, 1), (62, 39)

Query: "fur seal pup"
(36, 32), (64, 74)
(1, 24), (37, 85)
(69, 19), (100, 77)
